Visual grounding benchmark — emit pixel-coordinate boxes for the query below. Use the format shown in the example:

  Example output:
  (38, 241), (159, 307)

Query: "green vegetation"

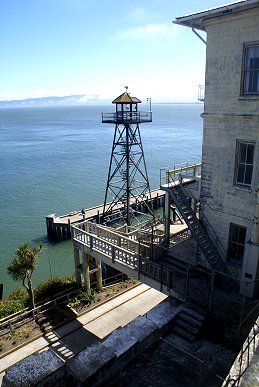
(69, 289), (96, 309)
(0, 298), (27, 320)
(0, 275), (77, 320)
(34, 275), (76, 303)
(7, 243), (44, 309)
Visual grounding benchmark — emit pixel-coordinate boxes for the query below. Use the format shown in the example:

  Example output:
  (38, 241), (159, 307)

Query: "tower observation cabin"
(102, 91), (152, 124)
(102, 89), (154, 229)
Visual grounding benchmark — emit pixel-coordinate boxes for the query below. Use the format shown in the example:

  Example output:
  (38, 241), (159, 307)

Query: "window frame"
(234, 140), (255, 188)
(241, 42), (259, 96)
(227, 223), (247, 263)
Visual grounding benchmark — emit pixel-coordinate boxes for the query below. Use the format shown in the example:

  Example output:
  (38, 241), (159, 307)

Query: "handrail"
(0, 273), (129, 332)
(160, 162), (201, 187)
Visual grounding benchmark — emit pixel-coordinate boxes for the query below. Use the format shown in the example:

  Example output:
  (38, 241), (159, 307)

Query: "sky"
(1, 0), (230, 103)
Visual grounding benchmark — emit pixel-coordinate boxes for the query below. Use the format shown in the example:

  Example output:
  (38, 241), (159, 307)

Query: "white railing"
(160, 162), (201, 187)
(72, 223), (151, 269)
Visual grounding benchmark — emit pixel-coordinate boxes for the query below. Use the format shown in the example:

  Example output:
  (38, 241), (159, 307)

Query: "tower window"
(242, 44), (259, 95)
(227, 223), (246, 262)
(234, 141), (255, 187)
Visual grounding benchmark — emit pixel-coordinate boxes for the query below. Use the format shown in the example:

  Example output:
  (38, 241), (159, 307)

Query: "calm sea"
(0, 103), (203, 298)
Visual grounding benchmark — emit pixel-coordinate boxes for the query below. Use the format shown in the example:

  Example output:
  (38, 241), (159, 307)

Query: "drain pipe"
(192, 28), (206, 45)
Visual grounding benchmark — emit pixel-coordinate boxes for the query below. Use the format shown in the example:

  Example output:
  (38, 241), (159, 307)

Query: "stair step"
(171, 324), (196, 342)
(177, 313), (202, 329)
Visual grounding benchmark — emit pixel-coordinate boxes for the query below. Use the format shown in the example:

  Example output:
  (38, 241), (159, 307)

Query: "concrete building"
(175, 0), (259, 298)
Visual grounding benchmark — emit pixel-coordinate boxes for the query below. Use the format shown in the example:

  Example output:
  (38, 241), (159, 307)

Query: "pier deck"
(46, 188), (165, 240)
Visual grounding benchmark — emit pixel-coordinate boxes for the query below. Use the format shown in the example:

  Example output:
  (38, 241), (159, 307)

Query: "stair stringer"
(164, 185), (231, 277)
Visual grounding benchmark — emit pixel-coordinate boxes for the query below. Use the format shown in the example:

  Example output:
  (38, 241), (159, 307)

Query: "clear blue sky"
(1, 0), (227, 102)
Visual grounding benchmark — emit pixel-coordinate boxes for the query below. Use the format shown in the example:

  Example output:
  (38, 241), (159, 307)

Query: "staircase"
(171, 305), (206, 342)
(165, 184), (231, 277)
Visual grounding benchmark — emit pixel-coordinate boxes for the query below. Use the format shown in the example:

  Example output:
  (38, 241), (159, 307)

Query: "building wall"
(200, 7), (259, 291)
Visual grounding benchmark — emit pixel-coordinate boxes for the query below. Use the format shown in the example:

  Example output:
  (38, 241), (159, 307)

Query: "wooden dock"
(46, 188), (165, 241)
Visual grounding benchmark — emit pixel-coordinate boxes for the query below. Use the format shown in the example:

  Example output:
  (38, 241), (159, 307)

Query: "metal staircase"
(165, 184), (231, 277)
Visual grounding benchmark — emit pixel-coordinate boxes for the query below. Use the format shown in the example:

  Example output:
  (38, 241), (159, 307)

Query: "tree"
(7, 243), (44, 309)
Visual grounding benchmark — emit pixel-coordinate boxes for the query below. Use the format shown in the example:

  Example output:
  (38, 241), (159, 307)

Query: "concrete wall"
(200, 7), (259, 295)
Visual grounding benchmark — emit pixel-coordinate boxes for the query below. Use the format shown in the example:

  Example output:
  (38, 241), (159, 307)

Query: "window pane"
(244, 165), (253, 185)
(239, 143), (247, 163)
(243, 45), (259, 94)
(238, 227), (247, 244)
(246, 47), (254, 69)
(254, 48), (259, 66)
(237, 164), (245, 184)
(228, 243), (237, 259)
(255, 70), (259, 92)
(246, 144), (255, 164)
(228, 224), (246, 262)
(236, 245), (245, 260)
(244, 71), (250, 92)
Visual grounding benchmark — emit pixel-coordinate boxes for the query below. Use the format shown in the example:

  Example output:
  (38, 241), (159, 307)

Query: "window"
(228, 223), (246, 262)
(234, 141), (255, 187)
(242, 44), (259, 95)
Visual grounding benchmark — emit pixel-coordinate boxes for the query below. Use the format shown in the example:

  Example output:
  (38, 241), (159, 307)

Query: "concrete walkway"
(0, 284), (167, 383)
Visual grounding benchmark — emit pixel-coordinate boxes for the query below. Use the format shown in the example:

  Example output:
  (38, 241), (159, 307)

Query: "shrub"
(0, 299), (26, 320)
(34, 275), (77, 303)
(8, 288), (29, 305)
(79, 290), (96, 305)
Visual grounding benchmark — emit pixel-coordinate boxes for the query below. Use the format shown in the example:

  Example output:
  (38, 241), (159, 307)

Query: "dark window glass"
(228, 223), (246, 262)
(235, 141), (255, 187)
(243, 45), (259, 95)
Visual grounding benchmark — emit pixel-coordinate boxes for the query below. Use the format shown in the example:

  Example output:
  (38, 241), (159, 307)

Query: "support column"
(164, 191), (171, 244)
(95, 259), (103, 292)
(82, 252), (91, 294)
(73, 247), (81, 287)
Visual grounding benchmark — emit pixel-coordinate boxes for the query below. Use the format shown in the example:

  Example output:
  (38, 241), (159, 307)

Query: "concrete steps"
(171, 305), (206, 342)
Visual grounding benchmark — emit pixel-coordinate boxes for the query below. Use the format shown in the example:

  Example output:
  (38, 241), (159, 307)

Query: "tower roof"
(112, 92), (141, 104)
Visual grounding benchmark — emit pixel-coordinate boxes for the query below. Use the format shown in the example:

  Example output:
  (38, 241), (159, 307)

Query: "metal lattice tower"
(102, 90), (154, 229)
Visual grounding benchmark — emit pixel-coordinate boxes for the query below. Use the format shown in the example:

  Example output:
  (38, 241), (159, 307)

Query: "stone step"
(177, 311), (203, 329)
(171, 324), (196, 342)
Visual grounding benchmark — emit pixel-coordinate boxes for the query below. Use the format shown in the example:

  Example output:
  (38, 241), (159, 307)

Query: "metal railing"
(0, 273), (128, 334)
(159, 337), (205, 381)
(102, 111), (152, 124)
(160, 162), (201, 187)
(222, 318), (259, 386)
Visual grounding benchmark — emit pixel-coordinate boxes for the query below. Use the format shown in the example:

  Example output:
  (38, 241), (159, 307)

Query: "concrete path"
(0, 284), (167, 383)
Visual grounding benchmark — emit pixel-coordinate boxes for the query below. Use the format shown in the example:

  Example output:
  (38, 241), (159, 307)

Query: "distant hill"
(0, 94), (102, 107)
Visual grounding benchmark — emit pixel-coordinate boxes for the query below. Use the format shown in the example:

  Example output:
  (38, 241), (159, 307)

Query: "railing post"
(112, 246), (115, 263)
(90, 235), (93, 252)
(138, 256), (141, 280)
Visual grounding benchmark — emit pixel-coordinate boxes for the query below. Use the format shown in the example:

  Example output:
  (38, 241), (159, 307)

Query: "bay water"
(0, 103), (203, 298)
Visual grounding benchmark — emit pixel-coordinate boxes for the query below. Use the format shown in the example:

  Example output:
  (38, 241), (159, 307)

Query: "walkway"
(0, 284), (167, 383)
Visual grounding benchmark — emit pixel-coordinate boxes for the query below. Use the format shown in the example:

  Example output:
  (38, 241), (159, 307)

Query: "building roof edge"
(174, 0), (259, 30)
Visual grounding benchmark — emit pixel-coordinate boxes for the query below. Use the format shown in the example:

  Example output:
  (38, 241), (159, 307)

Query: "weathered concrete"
(1, 298), (180, 386)
(2, 349), (64, 387)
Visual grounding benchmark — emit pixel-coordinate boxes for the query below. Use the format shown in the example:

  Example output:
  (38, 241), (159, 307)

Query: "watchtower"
(102, 88), (154, 229)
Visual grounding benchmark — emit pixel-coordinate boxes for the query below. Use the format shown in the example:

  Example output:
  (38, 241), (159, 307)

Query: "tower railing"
(102, 111), (152, 124)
